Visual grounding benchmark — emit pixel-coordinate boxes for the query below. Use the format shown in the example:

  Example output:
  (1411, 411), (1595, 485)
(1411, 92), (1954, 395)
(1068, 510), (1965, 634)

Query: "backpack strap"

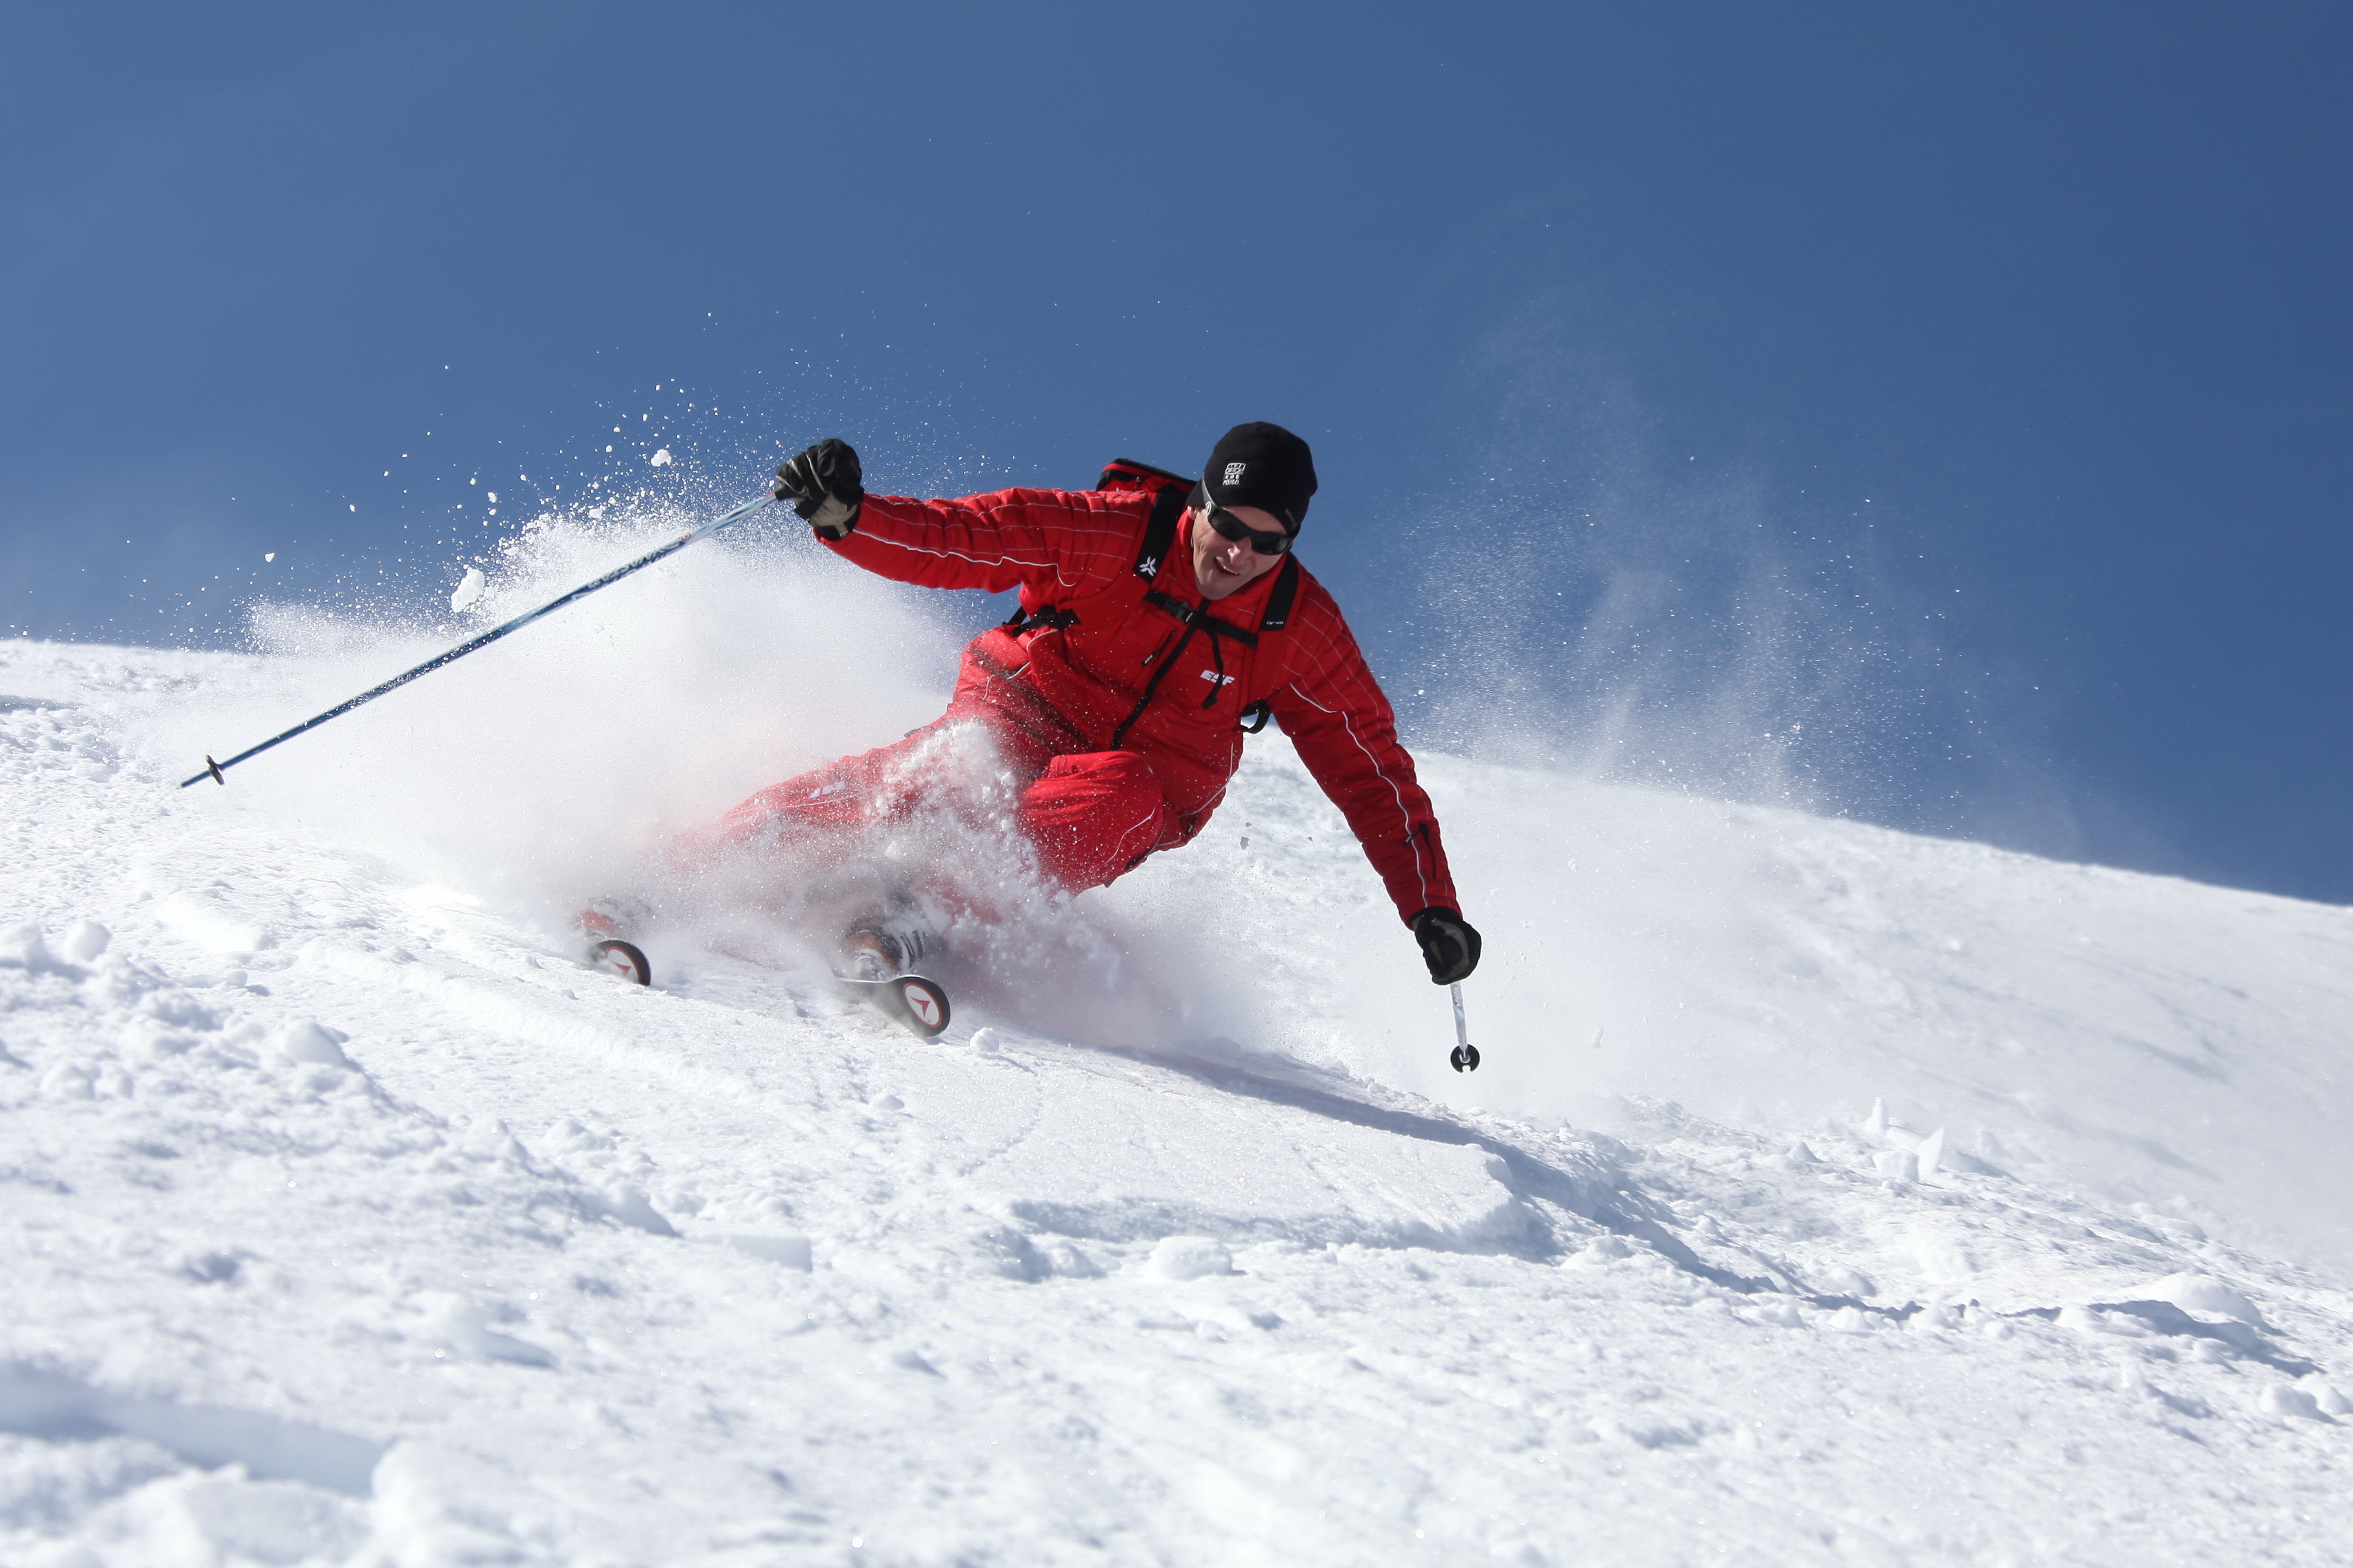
(1099, 456), (1192, 580)
(1234, 558), (1302, 734)
(1132, 481), (1186, 581)
(1008, 461), (1191, 635)
(1258, 555), (1300, 632)
(1143, 587), (1259, 646)
(1000, 601), (1078, 634)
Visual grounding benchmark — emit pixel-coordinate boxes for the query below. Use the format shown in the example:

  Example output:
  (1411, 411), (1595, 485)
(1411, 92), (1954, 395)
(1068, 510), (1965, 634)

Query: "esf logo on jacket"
(1199, 668), (1236, 687)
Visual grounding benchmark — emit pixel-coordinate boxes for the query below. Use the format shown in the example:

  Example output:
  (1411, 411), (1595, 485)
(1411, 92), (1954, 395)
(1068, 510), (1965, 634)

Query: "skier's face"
(1188, 504), (1289, 600)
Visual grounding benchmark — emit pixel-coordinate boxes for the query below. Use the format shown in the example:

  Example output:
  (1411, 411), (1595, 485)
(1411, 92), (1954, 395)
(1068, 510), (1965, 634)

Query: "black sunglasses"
(1192, 485), (1296, 556)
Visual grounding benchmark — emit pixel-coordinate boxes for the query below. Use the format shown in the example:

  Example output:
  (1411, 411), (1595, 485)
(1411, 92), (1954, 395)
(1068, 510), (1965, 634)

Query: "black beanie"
(1202, 422), (1317, 532)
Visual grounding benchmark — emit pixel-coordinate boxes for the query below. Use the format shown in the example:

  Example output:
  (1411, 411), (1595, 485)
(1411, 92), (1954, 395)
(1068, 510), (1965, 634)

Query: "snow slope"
(5, 563), (2352, 1565)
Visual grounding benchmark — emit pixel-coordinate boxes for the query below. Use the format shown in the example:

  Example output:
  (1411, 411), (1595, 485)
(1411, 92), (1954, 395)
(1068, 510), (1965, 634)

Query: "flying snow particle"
(450, 567), (486, 612)
(263, 552), (275, 563)
(649, 448), (673, 467)
(487, 491), (498, 503)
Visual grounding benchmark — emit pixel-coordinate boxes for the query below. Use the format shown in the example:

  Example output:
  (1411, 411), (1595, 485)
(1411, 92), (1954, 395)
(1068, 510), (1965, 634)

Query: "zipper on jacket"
(1111, 615), (1201, 750)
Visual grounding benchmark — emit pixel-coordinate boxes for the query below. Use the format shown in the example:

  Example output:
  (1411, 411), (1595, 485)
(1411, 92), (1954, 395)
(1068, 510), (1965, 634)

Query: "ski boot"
(841, 900), (938, 981)
(838, 900), (951, 1036)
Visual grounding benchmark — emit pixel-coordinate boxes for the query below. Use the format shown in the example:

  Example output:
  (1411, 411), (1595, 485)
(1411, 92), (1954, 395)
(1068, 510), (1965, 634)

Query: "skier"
(596, 422), (1480, 994)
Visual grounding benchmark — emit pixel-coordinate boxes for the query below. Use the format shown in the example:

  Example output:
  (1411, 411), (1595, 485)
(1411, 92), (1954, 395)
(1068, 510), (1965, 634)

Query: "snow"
(2, 520), (2351, 1563)
(448, 569), (485, 614)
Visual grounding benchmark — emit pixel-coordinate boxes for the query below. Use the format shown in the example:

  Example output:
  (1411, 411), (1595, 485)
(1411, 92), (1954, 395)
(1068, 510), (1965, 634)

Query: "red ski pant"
(699, 716), (1181, 894)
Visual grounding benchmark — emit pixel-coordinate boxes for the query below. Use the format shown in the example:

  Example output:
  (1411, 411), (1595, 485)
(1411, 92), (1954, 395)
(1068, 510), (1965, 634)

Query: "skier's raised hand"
(777, 438), (865, 539)
(1411, 907), (1481, 985)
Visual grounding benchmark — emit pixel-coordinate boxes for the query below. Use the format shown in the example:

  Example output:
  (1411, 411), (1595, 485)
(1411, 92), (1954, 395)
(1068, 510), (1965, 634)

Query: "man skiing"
(599, 421), (1479, 996)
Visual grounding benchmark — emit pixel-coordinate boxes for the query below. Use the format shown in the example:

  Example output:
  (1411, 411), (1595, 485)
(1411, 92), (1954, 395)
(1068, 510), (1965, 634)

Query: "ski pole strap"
(179, 491), (777, 788)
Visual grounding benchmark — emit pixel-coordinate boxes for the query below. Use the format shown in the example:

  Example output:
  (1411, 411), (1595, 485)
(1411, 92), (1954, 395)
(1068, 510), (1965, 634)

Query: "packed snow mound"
(4, 630), (2352, 1566)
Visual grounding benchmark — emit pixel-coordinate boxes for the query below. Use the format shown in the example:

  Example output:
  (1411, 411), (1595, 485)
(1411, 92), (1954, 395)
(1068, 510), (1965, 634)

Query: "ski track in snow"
(4, 636), (2352, 1567)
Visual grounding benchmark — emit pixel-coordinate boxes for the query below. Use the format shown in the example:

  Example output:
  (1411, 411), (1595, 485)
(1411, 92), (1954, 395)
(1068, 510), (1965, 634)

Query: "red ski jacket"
(826, 487), (1459, 925)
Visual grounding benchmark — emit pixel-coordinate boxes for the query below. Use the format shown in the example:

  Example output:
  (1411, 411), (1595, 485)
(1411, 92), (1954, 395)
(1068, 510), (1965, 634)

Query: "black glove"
(1410, 907), (1481, 985)
(775, 438), (865, 539)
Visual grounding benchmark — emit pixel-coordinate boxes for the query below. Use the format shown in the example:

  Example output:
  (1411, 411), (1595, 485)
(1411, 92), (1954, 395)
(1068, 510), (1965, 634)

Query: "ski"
(582, 935), (950, 1039)
(836, 972), (952, 1038)
(588, 938), (652, 986)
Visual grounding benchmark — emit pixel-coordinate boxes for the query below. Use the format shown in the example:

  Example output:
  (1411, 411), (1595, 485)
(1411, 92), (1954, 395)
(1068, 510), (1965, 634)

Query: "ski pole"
(1449, 981), (1480, 1072)
(179, 490), (778, 788)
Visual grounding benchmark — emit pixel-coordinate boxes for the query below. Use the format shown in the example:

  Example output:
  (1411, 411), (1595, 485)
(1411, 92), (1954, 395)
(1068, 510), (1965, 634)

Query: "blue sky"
(5, 3), (2347, 902)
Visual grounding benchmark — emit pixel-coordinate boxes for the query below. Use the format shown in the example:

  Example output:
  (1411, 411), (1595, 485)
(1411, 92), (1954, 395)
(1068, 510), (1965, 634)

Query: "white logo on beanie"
(1223, 462), (1246, 485)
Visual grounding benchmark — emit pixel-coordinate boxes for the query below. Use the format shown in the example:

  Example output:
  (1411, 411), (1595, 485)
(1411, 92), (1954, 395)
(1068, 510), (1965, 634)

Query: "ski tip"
(835, 972), (952, 1037)
(894, 974), (950, 1036)
(587, 938), (652, 987)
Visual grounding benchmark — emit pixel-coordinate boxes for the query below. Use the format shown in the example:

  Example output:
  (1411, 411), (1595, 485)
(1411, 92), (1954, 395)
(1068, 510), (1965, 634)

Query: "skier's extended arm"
(1264, 588), (1479, 981)
(777, 438), (1145, 598)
